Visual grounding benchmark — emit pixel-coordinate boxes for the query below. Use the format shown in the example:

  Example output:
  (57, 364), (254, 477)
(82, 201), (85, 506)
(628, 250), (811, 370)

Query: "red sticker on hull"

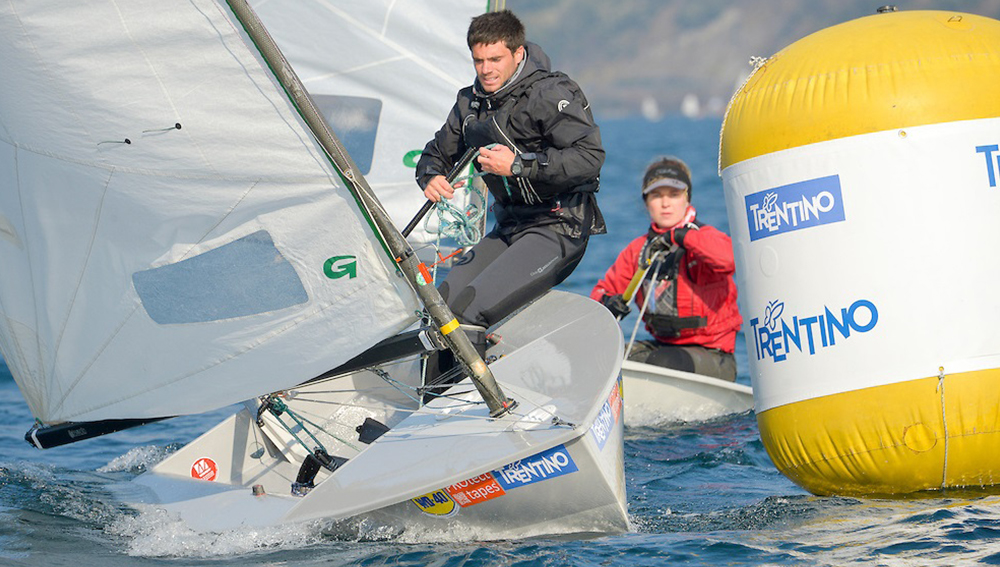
(446, 473), (506, 507)
(191, 457), (218, 481)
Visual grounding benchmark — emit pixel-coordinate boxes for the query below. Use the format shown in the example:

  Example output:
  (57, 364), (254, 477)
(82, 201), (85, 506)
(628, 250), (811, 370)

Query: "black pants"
(439, 226), (588, 328)
(627, 340), (737, 382)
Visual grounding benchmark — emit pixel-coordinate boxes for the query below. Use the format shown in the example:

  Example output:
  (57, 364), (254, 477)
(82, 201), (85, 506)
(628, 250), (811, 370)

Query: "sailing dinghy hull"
(622, 361), (753, 426)
(130, 291), (628, 539)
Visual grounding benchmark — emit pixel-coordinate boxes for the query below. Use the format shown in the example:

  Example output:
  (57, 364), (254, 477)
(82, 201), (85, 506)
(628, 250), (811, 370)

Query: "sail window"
(133, 230), (307, 325)
(312, 94), (382, 175)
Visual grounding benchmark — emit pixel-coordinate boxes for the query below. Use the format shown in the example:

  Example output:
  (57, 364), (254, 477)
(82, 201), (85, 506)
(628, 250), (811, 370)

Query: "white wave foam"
(98, 445), (176, 474)
(107, 504), (325, 557)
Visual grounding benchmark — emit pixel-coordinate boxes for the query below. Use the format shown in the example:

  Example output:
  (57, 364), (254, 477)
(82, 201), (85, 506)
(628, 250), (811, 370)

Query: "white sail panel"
(254, 0), (485, 248)
(0, 0), (421, 423)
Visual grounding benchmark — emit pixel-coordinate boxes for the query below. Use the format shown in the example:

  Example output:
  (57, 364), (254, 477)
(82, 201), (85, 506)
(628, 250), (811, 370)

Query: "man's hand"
(423, 175), (457, 202)
(476, 144), (515, 177)
(600, 294), (632, 320)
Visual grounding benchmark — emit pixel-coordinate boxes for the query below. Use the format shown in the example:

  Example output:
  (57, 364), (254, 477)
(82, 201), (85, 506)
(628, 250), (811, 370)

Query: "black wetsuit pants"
(627, 340), (737, 382)
(438, 225), (588, 328)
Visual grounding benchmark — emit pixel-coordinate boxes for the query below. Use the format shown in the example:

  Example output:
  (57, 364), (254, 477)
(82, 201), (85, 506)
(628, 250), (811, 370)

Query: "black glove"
(600, 294), (631, 319)
(644, 227), (690, 259)
(670, 226), (690, 248)
(640, 233), (672, 266)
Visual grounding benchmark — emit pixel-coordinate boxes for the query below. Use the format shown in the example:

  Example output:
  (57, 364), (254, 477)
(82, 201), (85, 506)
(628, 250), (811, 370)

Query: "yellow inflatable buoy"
(720, 9), (1000, 496)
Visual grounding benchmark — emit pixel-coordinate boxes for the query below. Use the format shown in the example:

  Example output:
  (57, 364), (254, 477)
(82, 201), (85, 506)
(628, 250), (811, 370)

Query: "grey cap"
(641, 157), (692, 199)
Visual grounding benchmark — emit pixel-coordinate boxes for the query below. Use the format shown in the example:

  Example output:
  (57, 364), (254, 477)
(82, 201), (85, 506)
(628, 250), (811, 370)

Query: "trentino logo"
(323, 255), (357, 279)
(745, 175), (846, 241)
(590, 381), (622, 451)
(749, 298), (878, 363)
(976, 144), (1000, 187)
(493, 444), (579, 490)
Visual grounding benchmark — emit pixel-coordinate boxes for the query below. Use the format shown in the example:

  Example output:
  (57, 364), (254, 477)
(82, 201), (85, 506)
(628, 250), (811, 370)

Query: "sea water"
(3, 116), (1000, 566)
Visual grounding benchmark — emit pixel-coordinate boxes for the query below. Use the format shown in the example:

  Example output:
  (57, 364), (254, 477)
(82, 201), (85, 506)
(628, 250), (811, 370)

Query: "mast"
(226, 0), (515, 417)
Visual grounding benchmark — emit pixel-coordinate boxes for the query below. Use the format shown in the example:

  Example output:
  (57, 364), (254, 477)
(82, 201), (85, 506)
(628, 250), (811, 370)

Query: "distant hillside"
(501, 0), (1000, 118)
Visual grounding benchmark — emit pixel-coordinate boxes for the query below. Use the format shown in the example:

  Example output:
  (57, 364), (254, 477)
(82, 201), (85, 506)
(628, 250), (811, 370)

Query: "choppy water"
(3, 116), (1000, 566)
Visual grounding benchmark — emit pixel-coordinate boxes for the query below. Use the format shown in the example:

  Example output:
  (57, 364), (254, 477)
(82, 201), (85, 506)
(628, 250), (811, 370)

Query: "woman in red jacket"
(590, 156), (742, 381)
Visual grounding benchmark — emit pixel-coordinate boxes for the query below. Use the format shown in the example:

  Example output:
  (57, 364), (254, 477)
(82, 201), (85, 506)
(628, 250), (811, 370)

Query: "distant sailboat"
(680, 93), (701, 119)
(1, 0), (628, 539)
(640, 95), (663, 122)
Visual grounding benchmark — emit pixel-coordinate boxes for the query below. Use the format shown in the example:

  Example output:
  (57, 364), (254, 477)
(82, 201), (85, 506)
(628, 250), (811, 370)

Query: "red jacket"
(590, 223), (742, 352)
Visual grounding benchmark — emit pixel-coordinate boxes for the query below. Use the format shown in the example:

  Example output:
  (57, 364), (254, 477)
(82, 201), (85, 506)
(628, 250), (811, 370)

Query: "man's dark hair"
(467, 10), (525, 52)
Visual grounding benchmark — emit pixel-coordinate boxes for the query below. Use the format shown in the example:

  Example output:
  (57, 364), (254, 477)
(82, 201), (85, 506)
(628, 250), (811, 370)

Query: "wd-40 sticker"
(411, 489), (457, 516)
(745, 175), (846, 241)
(750, 298), (878, 363)
(976, 145), (1000, 187)
(589, 379), (623, 451)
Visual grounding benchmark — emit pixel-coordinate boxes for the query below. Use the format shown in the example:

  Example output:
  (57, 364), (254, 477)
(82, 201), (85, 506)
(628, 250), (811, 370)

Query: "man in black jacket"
(416, 10), (605, 344)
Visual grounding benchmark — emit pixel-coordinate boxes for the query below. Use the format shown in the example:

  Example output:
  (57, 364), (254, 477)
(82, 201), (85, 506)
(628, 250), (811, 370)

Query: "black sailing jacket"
(416, 43), (606, 238)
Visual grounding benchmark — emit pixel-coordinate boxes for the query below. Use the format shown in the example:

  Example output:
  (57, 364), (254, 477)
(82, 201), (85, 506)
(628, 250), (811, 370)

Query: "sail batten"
(46, 166), (114, 416)
(0, 0), (422, 424)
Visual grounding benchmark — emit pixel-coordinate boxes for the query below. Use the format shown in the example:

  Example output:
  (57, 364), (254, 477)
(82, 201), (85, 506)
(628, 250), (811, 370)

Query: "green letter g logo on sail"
(324, 255), (357, 279)
(403, 149), (422, 168)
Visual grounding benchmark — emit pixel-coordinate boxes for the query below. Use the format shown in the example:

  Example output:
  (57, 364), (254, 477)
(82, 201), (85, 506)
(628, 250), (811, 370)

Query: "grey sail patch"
(312, 94), (382, 175)
(133, 230), (308, 325)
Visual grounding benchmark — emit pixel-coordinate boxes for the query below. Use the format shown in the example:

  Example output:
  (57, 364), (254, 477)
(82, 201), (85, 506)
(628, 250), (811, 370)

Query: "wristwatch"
(510, 152), (536, 177)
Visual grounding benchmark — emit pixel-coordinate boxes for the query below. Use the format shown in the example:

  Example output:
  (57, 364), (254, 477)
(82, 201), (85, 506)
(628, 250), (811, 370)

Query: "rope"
(262, 396), (360, 455)
(262, 364), (578, 441)
(369, 366), (423, 406)
(256, 335), (578, 452)
(624, 248), (667, 359)
(424, 171), (488, 247)
(288, 408), (360, 453)
(717, 55), (769, 175)
(257, 364), (490, 457)
(938, 366), (949, 489)
(261, 397), (321, 455)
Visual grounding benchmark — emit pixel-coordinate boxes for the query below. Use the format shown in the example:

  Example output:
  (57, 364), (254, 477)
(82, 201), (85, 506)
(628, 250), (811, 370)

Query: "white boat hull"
(621, 360), (753, 426)
(129, 291), (628, 539)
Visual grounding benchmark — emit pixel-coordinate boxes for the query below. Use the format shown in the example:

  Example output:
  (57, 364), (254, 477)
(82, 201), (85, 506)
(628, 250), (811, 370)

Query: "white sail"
(0, 0), (422, 424)
(254, 0), (485, 250)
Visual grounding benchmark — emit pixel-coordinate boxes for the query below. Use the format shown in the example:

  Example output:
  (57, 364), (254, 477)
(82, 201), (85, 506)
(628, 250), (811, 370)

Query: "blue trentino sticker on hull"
(591, 399), (615, 451)
(494, 444), (578, 490)
(745, 175), (846, 241)
(590, 379), (622, 451)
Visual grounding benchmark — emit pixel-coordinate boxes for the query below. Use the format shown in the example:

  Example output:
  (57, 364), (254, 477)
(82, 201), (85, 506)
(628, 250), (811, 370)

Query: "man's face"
(471, 41), (524, 93)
